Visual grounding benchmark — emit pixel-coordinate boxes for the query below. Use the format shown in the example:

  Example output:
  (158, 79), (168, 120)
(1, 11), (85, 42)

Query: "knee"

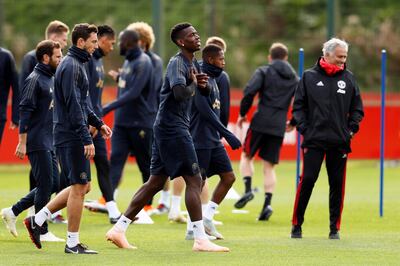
(222, 173), (236, 186)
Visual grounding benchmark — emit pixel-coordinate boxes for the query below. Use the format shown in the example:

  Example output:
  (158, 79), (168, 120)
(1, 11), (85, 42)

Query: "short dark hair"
(170, 22), (192, 45)
(71, 23), (98, 45)
(97, 25), (115, 38)
(202, 44), (223, 61)
(36, 40), (61, 62)
(120, 30), (140, 46)
(45, 20), (69, 39)
(269, 43), (288, 60)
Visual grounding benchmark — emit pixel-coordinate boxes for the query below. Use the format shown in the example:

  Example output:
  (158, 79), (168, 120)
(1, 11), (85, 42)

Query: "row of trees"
(2, 0), (400, 91)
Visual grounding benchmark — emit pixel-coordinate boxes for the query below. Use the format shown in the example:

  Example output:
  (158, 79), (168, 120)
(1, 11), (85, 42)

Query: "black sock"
(263, 192), (273, 209)
(243, 176), (252, 193)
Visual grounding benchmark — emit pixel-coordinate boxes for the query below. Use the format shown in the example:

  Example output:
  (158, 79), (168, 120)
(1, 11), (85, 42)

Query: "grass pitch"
(0, 160), (399, 265)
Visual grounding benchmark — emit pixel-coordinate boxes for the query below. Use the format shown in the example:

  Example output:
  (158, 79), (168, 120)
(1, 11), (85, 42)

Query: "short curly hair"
(170, 22), (192, 45)
(127, 22), (155, 50)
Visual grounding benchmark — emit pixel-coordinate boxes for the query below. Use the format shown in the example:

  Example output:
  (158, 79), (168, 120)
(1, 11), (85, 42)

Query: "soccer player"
(19, 20), (69, 222)
(1, 40), (63, 242)
(185, 44), (241, 240)
(0, 47), (19, 144)
(23, 23), (112, 254)
(291, 38), (364, 239)
(234, 43), (299, 221)
(126, 21), (168, 214)
(168, 36), (231, 224)
(83, 25), (121, 224)
(101, 29), (155, 216)
(105, 22), (229, 252)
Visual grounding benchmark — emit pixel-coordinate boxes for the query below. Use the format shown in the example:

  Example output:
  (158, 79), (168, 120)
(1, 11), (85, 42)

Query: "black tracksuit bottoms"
(292, 147), (347, 232)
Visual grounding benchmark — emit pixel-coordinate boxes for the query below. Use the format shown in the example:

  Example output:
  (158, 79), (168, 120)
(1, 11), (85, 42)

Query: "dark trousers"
(110, 126), (152, 205)
(93, 135), (113, 202)
(292, 147), (347, 232)
(12, 150), (60, 233)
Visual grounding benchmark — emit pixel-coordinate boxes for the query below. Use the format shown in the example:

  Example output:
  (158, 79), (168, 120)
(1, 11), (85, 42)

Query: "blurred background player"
(235, 43), (299, 221)
(101, 29), (155, 216)
(126, 21), (168, 215)
(0, 46), (19, 144)
(82, 25), (121, 224)
(185, 44), (241, 240)
(1, 40), (64, 242)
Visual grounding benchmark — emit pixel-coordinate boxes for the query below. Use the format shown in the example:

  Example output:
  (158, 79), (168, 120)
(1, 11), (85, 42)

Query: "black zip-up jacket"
(216, 71), (230, 127)
(0, 47), (19, 125)
(240, 60), (299, 137)
(146, 51), (163, 108)
(19, 63), (55, 153)
(86, 48), (105, 118)
(54, 46), (104, 147)
(19, 49), (37, 90)
(292, 57), (364, 152)
(102, 47), (154, 128)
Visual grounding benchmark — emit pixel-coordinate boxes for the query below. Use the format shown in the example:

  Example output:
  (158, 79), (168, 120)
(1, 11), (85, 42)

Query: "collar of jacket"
(202, 61), (223, 78)
(317, 56), (346, 76)
(68, 45), (91, 63)
(125, 47), (142, 61)
(35, 62), (54, 77)
(93, 48), (104, 59)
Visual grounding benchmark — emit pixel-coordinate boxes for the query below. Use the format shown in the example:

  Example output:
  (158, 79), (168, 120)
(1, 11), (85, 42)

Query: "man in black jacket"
(290, 38), (364, 240)
(0, 47), (19, 144)
(234, 43), (299, 221)
(83, 25), (121, 224)
(24, 23), (112, 254)
(1, 40), (63, 242)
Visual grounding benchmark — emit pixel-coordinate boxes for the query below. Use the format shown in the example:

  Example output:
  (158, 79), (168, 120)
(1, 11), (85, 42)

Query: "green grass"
(0, 161), (399, 265)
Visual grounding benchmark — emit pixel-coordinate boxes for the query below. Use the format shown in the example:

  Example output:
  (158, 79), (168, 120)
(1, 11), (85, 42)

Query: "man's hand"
(108, 69), (120, 82)
(196, 73), (209, 89)
(237, 115), (247, 129)
(286, 120), (295, 132)
(89, 126), (98, 138)
(100, 124), (112, 139)
(84, 144), (95, 160)
(10, 122), (18, 130)
(15, 142), (27, 159)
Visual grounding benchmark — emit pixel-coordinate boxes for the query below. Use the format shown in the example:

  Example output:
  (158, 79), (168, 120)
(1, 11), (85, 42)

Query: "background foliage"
(2, 0), (400, 91)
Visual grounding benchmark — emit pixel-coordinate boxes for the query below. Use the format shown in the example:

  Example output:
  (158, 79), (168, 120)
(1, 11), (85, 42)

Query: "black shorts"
(243, 128), (283, 164)
(196, 146), (233, 178)
(150, 133), (200, 179)
(57, 144), (91, 185)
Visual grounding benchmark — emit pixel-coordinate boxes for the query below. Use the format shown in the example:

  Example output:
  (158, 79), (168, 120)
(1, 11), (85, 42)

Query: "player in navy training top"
(186, 44), (241, 240)
(1, 40), (63, 242)
(105, 22), (229, 252)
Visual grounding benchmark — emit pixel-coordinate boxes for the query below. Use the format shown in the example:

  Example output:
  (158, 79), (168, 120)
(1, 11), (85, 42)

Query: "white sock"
(203, 201), (219, 221)
(192, 220), (207, 240)
(9, 208), (16, 218)
(51, 210), (61, 219)
(186, 215), (192, 232)
(201, 203), (208, 216)
(113, 189), (118, 201)
(158, 190), (170, 207)
(169, 196), (181, 217)
(66, 231), (79, 248)
(114, 215), (132, 233)
(106, 201), (121, 219)
(34, 207), (51, 226)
